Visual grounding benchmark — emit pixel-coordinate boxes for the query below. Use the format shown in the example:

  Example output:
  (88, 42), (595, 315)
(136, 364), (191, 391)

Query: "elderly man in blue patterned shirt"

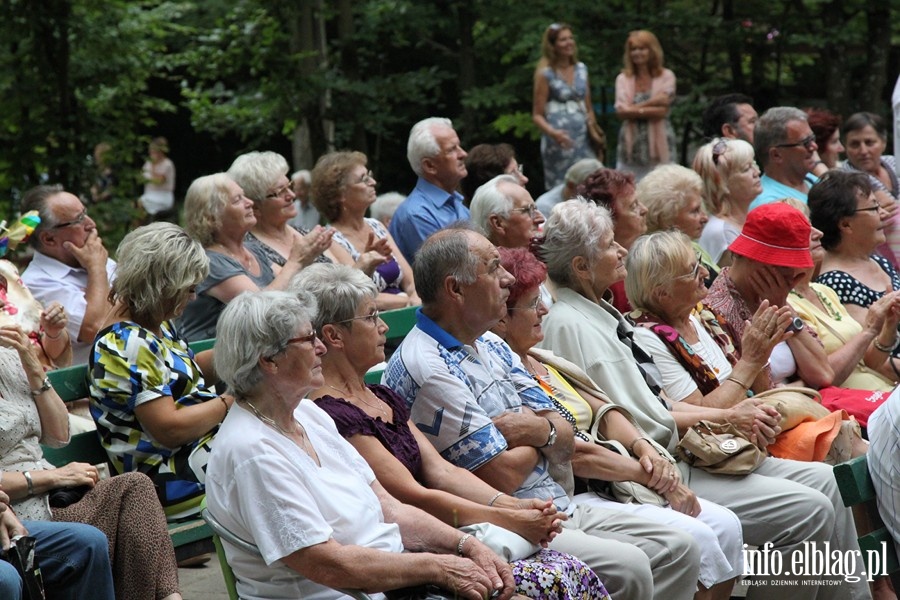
(384, 226), (701, 600)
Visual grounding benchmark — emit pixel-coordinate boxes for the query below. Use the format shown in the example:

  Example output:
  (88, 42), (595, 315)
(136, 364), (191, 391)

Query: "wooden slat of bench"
(834, 455), (876, 507)
(833, 455), (900, 589)
(381, 306), (417, 343)
(42, 431), (109, 468)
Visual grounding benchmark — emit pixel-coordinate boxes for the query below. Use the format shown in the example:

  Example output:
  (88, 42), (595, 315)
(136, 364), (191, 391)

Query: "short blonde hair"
(625, 230), (695, 313)
(183, 173), (234, 247)
(111, 223), (209, 327)
(692, 138), (755, 215)
(636, 165), (703, 232)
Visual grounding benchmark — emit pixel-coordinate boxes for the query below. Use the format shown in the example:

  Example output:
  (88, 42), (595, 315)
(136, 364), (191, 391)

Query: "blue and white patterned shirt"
(384, 309), (571, 511)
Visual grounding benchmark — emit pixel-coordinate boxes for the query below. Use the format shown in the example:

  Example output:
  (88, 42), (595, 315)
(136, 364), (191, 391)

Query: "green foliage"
(1, 0), (899, 209)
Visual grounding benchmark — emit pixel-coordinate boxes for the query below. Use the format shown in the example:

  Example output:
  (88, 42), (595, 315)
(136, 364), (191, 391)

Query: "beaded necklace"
(790, 287), (842, 321)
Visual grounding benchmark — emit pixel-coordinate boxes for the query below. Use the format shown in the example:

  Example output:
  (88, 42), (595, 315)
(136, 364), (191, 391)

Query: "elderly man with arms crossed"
(384, 226), (701, 600)
(21, 185), (115, 365)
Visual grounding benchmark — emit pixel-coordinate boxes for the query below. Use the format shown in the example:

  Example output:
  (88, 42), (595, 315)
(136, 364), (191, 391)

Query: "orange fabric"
(766, 410), (846, 462)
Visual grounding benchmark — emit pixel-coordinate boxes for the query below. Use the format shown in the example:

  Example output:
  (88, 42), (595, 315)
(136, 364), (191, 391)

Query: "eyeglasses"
(677, 253), (703, 280)
(775, 134), (816, 150)
(509, 296), (544, 314)
(265, 183), (293, 200)
(354, 170), (375, 185)
(511, 204), (540, 218)
(854, 201), (882, 214)
(285, 331), (319, 346)
(52, 208), (88, 229)
(335, 309), (381, 326)
(711, 139), (728, 165)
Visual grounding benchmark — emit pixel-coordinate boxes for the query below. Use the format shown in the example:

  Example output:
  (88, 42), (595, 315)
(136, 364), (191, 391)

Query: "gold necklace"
(244, 399), (299, 437)
(326, 382), (388, 419)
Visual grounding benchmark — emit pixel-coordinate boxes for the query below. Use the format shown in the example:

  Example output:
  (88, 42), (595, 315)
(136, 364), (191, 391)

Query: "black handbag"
(3, 535), (46, 600)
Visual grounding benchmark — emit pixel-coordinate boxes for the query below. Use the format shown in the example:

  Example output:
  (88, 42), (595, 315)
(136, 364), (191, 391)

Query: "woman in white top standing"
(139, 136), (175, 217)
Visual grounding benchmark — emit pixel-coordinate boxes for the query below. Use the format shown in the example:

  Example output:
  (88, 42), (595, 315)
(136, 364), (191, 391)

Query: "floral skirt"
(512, 548), (610, 599)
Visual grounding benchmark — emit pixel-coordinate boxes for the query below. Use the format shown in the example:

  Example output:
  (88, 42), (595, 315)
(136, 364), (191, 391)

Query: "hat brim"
(728, 236), (814, 268)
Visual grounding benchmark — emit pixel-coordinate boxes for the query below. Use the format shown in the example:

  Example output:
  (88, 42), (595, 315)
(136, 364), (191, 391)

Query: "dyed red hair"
(499, 246), (547, 310)
(576, 168), (635, 218)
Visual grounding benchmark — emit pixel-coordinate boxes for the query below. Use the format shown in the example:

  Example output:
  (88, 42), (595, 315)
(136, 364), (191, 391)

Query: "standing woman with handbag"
(532, 23), (600, 190)
(614, 30), (676, 181)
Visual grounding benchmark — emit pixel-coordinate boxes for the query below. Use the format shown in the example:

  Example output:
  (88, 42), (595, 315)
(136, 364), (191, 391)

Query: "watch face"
(786, 316), (804, 333)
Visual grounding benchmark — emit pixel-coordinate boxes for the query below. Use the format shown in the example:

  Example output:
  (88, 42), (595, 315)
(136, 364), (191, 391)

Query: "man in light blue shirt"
(389, 117), (470, 262)
(749, 107), (820, 210)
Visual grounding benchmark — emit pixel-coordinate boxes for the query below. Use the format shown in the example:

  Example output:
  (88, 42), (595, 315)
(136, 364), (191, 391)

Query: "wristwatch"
(785, 316), (805, 334)
(540, 419), (557, 448)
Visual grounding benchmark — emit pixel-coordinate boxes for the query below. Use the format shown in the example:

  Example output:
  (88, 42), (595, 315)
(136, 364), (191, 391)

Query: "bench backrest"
(833, 455), (900, 585)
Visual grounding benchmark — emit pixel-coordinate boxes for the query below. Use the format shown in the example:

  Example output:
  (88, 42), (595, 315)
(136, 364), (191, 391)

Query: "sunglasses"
(775, 134), (816, 150)
(711, 139), (728, 166)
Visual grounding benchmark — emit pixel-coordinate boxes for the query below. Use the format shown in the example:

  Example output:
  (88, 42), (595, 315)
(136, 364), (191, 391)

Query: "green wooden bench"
(833, 454), (900, 590)
(363, 305), (417, 384)
(44, 338), (216, 561)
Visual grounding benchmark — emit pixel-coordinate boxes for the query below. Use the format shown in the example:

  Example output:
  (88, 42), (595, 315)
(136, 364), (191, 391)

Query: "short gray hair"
(370, 192), (405, 223)
(636, 165), (703, 232)
(183, 173), (234, 247)
(407, 117), (452, 177)
(540, 198), (612, 288)
(21, 184), (65, 249)
(469, 174), (519, 236)
(414, 226), (479, 304)
(754, 106), (808, 169)
(289, 263), (377, 331)
(214, 290), (318, 397)
(624, 230), (694, 313)
(112, 223), (209, 327)
(291, 169), (311, 185)
(227, 151), (289, 202)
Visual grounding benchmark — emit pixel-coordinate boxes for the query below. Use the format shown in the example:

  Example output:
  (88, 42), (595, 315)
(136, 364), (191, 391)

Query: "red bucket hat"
(728, 203), (813, 268)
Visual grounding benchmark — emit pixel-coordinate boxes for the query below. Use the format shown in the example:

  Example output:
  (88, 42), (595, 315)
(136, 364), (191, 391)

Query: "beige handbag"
(676, 420), (766, 475)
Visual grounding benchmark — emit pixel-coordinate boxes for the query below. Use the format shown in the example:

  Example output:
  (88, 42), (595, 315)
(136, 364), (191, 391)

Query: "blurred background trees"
(0, 0), (897, 250)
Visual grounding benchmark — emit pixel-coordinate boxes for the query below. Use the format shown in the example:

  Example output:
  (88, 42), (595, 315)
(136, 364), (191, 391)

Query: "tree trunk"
(864, 0), (890, 113)
(821, 0), (851, 116)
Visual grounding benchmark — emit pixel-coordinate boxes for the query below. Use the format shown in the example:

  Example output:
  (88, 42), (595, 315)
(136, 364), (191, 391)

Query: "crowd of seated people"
(8, 87), (900, 599)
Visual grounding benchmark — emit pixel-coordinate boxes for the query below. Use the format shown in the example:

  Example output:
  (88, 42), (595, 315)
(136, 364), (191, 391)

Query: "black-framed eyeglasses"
(854, 201), (882, 214)
(335, 309), (381, 326)
(711, 139), (728, 165)
(265, 183), (293, 200)
(52, 208), (88, 229)
(511, 204), (540, 218)
(509, 296), (544, 314)
(775, 134), (816, 150)
(677, 253), (703, 280)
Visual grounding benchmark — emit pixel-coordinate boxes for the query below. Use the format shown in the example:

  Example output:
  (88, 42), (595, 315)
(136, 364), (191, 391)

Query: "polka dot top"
(816, 254), (900, 309)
